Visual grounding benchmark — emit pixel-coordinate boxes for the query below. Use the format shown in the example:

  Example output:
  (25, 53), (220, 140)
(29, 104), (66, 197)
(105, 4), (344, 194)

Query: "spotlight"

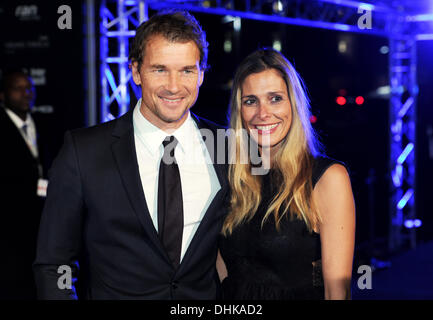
(355, 96), (365, 105)
(273, 40), (282, 52)
(338, 41), (347, 54)
(336, 96), (346, 106)
(223, 15), (241, 32)
(310, 115), (317, 124)
(233, 17), (241, 32)
(404, 219), (422, 229)
(224, 40), (232, 53)
(272, 1), (284, 13)
(404, 220), (414, 228)
(380, 46), (389, 54)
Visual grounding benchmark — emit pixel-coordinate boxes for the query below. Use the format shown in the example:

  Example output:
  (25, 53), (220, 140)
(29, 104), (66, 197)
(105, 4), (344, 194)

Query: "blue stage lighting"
(414, 219), (422, 228)
(404, 219), (422, 229)
(404, 220), (414, 228)
(397, 143), (414, 164)
(397, 189), (414, 210)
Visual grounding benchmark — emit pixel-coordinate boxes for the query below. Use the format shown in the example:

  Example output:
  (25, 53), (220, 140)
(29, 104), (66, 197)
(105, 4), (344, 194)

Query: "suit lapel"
(178, 113), (229, 271)
(190, 113), (228, 191)
(110, 110), (170, 263)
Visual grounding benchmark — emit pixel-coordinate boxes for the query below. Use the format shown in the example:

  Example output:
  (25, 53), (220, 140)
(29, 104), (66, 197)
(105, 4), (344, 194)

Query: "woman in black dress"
(217, 48), (356, 300)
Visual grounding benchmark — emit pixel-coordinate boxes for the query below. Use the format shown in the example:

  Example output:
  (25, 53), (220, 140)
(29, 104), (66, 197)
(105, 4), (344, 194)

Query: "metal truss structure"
(99, 0), (148, 122)
(388, 23), (418, 251)
(98, 0), (433, 252)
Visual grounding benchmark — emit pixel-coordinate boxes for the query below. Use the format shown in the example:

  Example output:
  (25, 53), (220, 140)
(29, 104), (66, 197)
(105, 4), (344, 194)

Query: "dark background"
(1, 0), (432, 294)
(0, 0), (86, 168)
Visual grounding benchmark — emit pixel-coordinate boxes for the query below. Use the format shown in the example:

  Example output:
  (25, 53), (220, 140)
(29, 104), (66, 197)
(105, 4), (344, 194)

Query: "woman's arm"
(216, 249), (228, 282)
(313, 163), (356, 300)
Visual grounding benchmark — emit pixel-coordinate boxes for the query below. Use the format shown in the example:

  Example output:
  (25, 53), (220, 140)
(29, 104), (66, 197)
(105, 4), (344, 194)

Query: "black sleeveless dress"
(218, 156), (344, 300)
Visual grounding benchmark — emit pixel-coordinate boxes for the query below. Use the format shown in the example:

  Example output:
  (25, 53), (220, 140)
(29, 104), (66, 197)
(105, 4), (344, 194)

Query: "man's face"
(132, 35), (204, 131)
(4, 75), (35, 114)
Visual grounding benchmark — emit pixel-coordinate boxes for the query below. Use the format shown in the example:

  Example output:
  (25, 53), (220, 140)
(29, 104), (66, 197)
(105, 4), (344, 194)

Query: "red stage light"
(355, 96), (364, 105)
(338, 89), (347, 96)
(336, 96), (346, 106)
(310, 115), (317, 123)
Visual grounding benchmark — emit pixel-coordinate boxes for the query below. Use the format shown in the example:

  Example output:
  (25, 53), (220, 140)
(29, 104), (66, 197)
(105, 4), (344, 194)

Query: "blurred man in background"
(0, 70), (46, 299)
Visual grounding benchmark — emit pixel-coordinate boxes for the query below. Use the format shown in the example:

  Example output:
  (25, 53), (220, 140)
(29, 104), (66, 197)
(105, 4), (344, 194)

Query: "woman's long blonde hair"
(222, 48), (323, 236)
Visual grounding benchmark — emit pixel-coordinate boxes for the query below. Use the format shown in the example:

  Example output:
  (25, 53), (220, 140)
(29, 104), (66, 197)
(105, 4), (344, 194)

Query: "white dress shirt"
(4, 107), (39, 159)
(133, 99), (221, 262)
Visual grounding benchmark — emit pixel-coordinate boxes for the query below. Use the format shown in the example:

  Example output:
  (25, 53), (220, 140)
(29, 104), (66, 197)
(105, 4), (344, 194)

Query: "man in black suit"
(0, 71), (45, 299)
(33, 11), (229, 299)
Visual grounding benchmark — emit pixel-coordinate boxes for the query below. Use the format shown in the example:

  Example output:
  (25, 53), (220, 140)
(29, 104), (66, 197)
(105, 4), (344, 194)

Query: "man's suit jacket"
(0, 107), (45, 299)
(33, 109), (229, 299)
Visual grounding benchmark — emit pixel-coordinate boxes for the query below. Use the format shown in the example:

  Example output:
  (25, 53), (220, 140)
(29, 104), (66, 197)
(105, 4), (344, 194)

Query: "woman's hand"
(216, 249), (228, 282)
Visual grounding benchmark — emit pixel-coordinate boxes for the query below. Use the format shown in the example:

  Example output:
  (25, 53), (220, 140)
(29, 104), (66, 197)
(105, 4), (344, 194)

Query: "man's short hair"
(129, 10), (209, 71)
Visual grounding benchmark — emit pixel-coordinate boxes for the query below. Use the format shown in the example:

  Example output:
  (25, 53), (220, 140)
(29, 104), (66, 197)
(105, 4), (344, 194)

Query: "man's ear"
(198, 70), (204, 87)
(131, 62), (141, 85)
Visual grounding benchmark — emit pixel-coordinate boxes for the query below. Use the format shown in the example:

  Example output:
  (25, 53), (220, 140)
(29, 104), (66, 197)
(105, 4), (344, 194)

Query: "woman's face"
(240, 68), (292, 154)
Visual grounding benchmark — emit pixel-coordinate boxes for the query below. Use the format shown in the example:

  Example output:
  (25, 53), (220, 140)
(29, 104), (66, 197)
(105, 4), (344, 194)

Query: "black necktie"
(158, 136), (183, 268)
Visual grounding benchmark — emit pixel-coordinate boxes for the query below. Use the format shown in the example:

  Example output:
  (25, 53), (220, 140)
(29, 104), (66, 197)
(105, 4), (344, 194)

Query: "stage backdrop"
(1, 2), (431, 251)
(0, 0), (87, 166)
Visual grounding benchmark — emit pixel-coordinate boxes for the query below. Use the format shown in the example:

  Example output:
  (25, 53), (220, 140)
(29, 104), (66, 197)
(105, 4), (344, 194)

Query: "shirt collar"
(132, 99), (196, 156)
(4, 107), (32, 128)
